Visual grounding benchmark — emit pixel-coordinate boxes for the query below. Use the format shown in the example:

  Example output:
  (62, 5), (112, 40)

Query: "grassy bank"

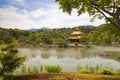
(10, 73), (120, 80)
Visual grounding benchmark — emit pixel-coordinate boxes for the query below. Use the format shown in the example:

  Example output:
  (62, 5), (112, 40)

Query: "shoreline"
(10, 73), (120, 80)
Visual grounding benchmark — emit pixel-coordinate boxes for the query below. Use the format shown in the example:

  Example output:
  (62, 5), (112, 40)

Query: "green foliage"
(0, 26), (96, 47)
(45, 65), (62, 73)
(78, 65), (93, 74)
(0, 27), (31, 46)
(73, 25), (96, 33)
(27, 66), (39, 74)
(88, 24), (120, 46)
(89, 66), (95, 73)
(28, 67), (34, 74)
(14, 70), (19, 75)
(74, 42), (78, 47)
(33, 66), (39, 73)
(95, 65), (100, 73)
(79, 69), (90, 74)
(56, 0), (120, 29)
(79, 35), (88, 44)
(40, 65), (43, 72)
(98, 68), (114, 75)
(56, 38), (67, 48)
(15, 65), (43, 75)
(21, 65), (27, 74)
(116, 70), (120, 75)
(3, 35), (13, 44)
(0, 45), (26, 79)
(77, 65), (118, 75)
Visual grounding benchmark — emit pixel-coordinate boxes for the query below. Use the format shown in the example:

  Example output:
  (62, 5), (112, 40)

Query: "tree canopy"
(86, 24), (120, 46)
(56, 0), (120, 29)
(0, 24), (120, 47)
(0, 45), (26, 79)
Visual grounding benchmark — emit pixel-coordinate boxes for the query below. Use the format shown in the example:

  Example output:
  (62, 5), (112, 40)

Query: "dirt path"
(11, 73), (120, 80)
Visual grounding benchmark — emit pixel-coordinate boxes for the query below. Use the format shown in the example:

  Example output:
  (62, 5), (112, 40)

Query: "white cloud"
(30, 9), (49, 18)
(0, 6), (39, 29)
(0, 4), (105, 30)
(30, 4), (105, 28)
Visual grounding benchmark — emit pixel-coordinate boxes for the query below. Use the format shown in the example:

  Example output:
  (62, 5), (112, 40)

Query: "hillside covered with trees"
(86, 24), (120, 46)
(0, 24), (120, 47)
(0, 25), (95, 47)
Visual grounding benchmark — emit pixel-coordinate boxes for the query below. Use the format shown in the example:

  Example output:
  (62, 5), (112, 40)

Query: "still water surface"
(18, 46), (120, 72)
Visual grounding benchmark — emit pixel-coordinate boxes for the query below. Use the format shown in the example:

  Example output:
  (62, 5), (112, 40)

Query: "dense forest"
(87, 24), (120, 46)
(0, 24), (120, 47)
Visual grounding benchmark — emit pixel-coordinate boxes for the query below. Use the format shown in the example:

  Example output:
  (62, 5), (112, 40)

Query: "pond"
(18, 46), (120, 72)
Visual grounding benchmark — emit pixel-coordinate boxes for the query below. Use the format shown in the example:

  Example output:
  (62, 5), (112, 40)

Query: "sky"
(0, 0), (105, 30)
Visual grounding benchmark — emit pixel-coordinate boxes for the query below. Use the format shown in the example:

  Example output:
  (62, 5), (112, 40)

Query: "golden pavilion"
(68, 30), (84, 42)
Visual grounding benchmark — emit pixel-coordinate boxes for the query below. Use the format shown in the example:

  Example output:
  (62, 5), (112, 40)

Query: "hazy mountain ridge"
(29, 27), (51, 31)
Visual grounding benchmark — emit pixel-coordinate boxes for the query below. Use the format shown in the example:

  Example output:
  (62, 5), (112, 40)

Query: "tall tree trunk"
(114, 13), (120, 30)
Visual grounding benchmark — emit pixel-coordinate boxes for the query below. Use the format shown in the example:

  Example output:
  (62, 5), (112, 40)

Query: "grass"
(14, 64), (120, 75)
(79, 69), (90, 74)
(9, 72), (120, 80)
(77, 65), (118, 75)
(14, 65), (62, 75)
(14, 65), (43, 75)
(98, 67), (114, 75)
(45, 65), (62, 73)
(3, 65), (120, 80)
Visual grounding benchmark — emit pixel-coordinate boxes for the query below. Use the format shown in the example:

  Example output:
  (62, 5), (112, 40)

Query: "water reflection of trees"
(56, 48), (87, 60)
(70, 48), (87, 60)
(41, 53), (50, 59)
(117, 57), (120, 62)
(56, 48), (65, 59)
(23, 47), (120, 62)
(95, 50), (120, 62)
(40, 48), (51, 59)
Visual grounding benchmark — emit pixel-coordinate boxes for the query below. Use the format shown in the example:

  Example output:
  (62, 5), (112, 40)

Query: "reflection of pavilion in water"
(39, 48), (120, 61)
(40, 48), (87, 60)
(69, 48), (86, 59)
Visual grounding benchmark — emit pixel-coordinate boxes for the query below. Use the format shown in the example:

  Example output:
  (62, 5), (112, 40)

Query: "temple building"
(68, 30), (84, 42)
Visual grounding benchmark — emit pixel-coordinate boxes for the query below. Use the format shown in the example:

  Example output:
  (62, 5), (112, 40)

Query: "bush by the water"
(14, 64), (120, 75)
(77, 65), (118, 75)
(15, 65), (43, 75)
(45, 65), (62, 73)
(79, 69), (90, 74)
(98, 68), (114, 75)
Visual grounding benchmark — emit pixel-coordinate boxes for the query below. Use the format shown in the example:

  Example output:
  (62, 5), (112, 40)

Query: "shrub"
(0, 45), (26, 79)
(89, 66), (95, 73)
(45, 65), (62, 73)
(14, 70), (19, 75)
(33, 66), (39, 73)
(95, 65), (100, 73)
(78, 65), (90, 74)
(16, 65), (43, 75)
(28, 67), (34, 74)
(40, 65), (43, 72)
(98, 68), (114, 75)
(27, 66), (39, 74)
(77, 65), (118, 75)
(116, 69), (120, 75)
(21, 65), (27, 74)
(79, 69), (90, 74)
